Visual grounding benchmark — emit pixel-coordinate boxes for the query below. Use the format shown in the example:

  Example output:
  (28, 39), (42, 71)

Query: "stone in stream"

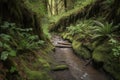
(80, 73), (88, 80)
(80, 76), (84, 80)
(83, 73), (88, 77)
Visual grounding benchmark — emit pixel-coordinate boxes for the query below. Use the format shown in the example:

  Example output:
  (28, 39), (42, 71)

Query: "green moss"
(90, 41), (120, 80)
(72, 40), (91, 59)
(104, 62), (120, 80)
(62, 32), (69, 39)
(51, 64), (68, 71)
(49, 0), (95, 23)
(92, 44), (111, 62)
(72, 40), (81, 51)
(24, 0), (46, 16)
(67, 36), (73, 41)
(25, 68), (52, 80)
(93, 53), (104, 62)
(21, 57), (52, 80)
(16, 49), (53, 80)
(38, 58), (50, 69)
(92, 43), (120, 79)
(79, 47), (91, 59)
(102, 52), (120, 80)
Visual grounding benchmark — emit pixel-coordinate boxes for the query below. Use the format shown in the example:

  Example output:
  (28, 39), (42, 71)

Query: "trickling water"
(51, 35), (112, 80)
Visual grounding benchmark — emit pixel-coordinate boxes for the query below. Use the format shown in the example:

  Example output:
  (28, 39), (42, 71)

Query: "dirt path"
(51, 35), (112, 80)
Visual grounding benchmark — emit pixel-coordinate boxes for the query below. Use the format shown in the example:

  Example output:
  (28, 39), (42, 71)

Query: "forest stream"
(0, 0), (120, 80)
(51, 35), (112, 80)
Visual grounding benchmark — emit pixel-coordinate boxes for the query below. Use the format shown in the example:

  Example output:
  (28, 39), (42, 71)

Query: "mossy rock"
(72, 40), (91, 59)
(72, 40), (82, 53)
(26, 70), (52, 80)
(79, 47), (91, 59)
(103, 54), (120, 80)
(92, 44), (111, 62)
(104, 61), (120, 80)
(92, 43), (120, 79)
(51, 64), (68, 71)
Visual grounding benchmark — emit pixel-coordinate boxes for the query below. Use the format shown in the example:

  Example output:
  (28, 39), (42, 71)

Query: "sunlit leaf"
(1, 51), (9, 60)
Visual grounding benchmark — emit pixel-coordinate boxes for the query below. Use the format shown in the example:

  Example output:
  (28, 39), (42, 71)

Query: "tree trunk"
(0, 0), (44, 39)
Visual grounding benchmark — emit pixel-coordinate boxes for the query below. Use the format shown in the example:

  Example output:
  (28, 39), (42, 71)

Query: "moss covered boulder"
(72, 40), (91, 59)
(26, 69), (52, 80)
(103, 56), (120, 80)
(92, 43), (111, 68)
(92, 43), (120, 80)
(92, 44), (111, 62)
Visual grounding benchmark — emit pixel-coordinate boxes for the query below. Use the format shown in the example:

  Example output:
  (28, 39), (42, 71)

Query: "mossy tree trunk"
(0, 0), (44, 39)
(108, 0), (120, 24)
(48, 0), (69, 16)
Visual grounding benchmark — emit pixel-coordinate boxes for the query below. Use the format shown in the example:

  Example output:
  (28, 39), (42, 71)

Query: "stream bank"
(50, 35), (112, 80)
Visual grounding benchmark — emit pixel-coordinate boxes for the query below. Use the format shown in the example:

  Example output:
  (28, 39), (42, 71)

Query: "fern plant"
(0, 22), (44, 60)
(93, 21), (118, 40)
(109, 38), (120, 57)
(0, 34), (17, 60)
(66, 19), (94, 40)
(66, 25), (82, 36)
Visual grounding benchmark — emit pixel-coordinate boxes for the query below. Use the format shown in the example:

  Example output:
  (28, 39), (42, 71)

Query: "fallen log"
(55, 45), (72, 48)
(57, 42), (71, 45)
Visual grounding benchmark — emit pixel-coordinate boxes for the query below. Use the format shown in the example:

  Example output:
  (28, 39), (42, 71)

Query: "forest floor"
(50, 35), (112, 80)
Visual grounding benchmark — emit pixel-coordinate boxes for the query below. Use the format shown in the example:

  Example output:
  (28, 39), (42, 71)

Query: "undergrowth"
(63, 18), (120, 57)
(0, 22), (44, 60)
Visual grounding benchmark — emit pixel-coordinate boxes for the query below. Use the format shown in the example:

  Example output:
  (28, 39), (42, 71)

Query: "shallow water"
(51, 35), (112, 80)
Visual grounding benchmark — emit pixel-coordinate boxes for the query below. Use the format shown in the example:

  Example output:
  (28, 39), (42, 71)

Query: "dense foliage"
(0, 22), (44, 60)
(62, 18), (120, 79)
(0, 0), (120, 80)
(63, 19), (120, 56)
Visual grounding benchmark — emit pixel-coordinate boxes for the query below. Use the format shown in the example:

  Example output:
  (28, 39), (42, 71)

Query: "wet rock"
(51, 64), (69, 71)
